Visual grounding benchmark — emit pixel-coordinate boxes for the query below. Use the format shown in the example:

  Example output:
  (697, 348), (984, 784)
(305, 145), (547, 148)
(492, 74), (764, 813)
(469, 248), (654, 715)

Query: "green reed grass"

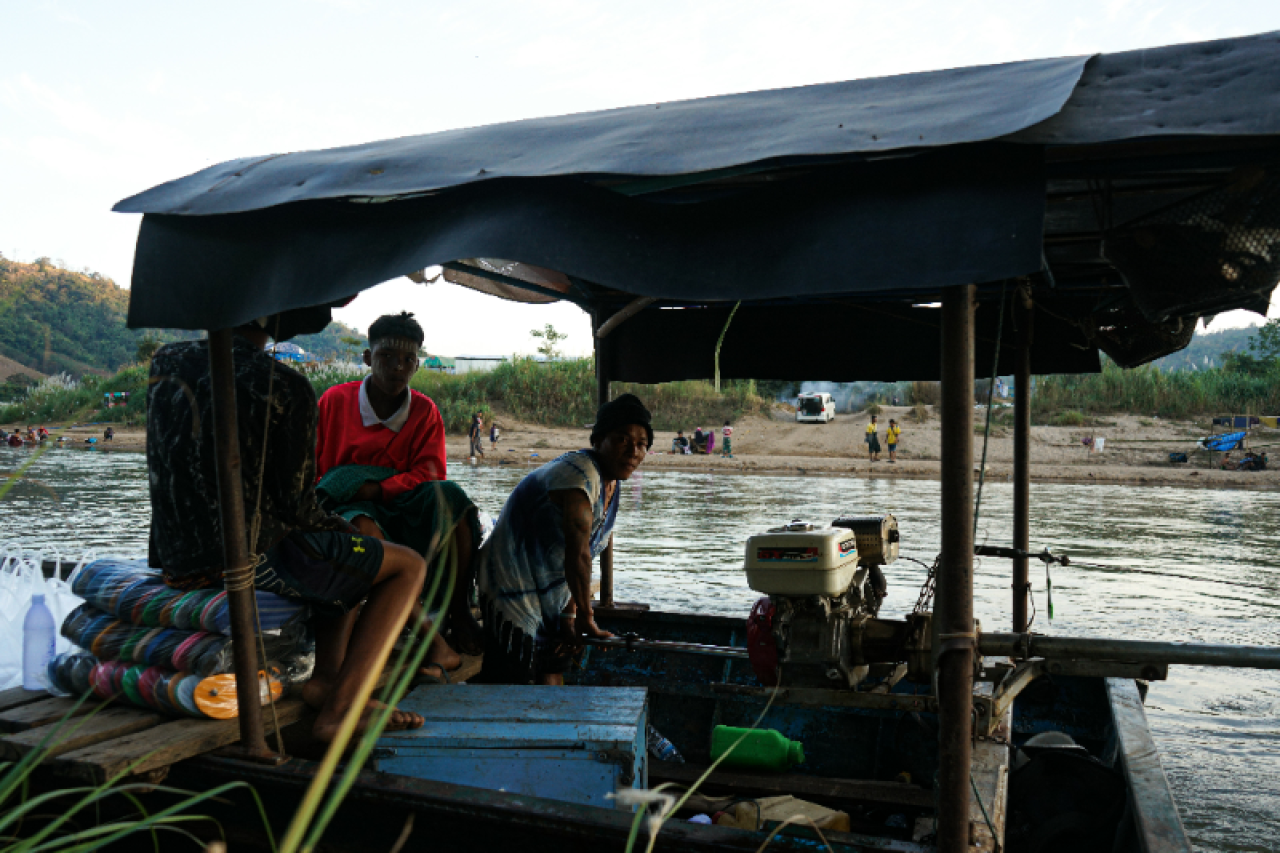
(4, 352), (765, 432)
(1033, 360), (1280, 420)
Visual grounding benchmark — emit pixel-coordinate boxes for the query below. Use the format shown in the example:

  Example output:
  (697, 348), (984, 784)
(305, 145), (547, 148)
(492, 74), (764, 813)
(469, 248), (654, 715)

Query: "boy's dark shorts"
(255, 530), (383, 615)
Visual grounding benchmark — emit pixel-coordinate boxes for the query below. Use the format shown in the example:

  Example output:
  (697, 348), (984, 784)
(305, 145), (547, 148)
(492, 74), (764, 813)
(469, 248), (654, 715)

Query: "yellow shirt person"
(886, 419), (901, 463)
(865, 416), (881, 461)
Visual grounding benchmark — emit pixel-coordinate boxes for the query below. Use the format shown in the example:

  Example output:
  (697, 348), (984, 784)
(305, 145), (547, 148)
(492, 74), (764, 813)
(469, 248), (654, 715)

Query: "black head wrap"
(590, 393), (653, 449)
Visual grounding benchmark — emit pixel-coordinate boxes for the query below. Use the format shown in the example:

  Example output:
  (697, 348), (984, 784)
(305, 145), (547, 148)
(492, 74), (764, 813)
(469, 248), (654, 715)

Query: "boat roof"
(117, 31), (1280, 381)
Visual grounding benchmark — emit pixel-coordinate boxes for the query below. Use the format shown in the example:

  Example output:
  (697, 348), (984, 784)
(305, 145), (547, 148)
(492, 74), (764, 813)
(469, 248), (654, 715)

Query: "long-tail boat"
(8, 29), (1280, 853)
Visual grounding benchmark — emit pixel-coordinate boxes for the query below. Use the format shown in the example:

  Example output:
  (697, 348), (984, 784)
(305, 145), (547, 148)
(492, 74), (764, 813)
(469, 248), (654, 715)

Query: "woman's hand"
(558, 611), (614, 642)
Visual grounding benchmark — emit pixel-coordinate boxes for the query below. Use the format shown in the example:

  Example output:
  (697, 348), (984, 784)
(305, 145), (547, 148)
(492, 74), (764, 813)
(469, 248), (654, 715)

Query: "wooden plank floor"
(0, 653), (485, 785)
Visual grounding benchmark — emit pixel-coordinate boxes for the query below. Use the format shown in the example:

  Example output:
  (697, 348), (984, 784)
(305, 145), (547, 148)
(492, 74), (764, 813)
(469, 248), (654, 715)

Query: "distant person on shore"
(720, 422), (733, 458)
(37, 426), (49, 441)
(147, 317), (429, 741)
(469, 412), (485, 460)
(315, 311), (484, 671)
(476, 394), (651, 685)
(865, 415), (881, 461)
(489, 421), (500, 451)
(104, 426), (115, 442)
(692, 426), (708, 454)
(886, 419), (900, 463)
(672, 430), (690, 454)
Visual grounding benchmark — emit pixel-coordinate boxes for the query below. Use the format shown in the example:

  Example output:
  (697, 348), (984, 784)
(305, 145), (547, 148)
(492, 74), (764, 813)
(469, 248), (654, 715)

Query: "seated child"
(316, 312), (484, 672)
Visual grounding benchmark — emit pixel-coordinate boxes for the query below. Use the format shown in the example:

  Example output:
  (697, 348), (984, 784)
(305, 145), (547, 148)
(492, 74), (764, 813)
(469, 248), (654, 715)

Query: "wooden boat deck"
(0, 655), (482, 785)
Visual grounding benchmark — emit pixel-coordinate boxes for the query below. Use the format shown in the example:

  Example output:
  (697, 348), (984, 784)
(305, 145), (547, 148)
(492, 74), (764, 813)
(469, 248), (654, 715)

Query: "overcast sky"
(4, 0), (1280, 356)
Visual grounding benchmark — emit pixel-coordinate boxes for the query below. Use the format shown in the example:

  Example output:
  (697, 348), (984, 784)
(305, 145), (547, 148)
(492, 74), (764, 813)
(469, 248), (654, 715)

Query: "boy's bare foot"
(303, 679), (425, 740)
(312, 700), (424, 743)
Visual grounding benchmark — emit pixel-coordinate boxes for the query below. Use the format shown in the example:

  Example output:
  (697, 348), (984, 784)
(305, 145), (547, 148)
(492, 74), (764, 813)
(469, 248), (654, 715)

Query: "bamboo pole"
(937, 285), (976, 853)
(207, 328), (270, 756)
(1013, 289), (1033, 632)
(594, 314), (615, 608)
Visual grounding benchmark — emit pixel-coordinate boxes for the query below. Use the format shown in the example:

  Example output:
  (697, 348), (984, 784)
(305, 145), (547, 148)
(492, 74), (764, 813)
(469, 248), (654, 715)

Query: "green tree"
(338, 335), (365, 360)
(529, 323), (568, 359)
(1247, 318), (1280, 362)
(135, 336), (162, 364)
(1223, 318), (1280, 376)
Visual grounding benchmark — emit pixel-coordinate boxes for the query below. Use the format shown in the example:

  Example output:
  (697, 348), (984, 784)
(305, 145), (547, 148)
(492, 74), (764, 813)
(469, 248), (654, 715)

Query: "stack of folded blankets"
(49, 558), (311, 719)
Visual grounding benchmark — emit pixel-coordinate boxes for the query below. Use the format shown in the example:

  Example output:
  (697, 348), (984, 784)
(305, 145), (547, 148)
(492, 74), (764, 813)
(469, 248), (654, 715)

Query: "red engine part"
(747, 597), (779, 686)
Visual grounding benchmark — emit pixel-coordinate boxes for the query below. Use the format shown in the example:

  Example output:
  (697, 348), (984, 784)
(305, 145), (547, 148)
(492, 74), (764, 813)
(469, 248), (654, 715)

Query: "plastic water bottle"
(646, 724), (685, 764)
(23, 594), (56, 691)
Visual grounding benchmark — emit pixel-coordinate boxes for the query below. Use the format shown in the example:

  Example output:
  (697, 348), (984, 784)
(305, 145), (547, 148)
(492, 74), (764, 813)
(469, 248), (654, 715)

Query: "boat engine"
(745, 516), (899, 689)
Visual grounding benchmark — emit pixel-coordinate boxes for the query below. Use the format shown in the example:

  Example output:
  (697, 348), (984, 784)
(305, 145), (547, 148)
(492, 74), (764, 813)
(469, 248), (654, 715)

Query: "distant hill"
(1151, 324), (1262, 371)
(0, 256), (363, 374)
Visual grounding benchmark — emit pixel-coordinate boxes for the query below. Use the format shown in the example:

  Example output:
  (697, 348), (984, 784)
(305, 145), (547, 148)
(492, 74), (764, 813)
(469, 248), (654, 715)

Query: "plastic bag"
(72, 557), (306, 634)
(0, 546), (89, 690)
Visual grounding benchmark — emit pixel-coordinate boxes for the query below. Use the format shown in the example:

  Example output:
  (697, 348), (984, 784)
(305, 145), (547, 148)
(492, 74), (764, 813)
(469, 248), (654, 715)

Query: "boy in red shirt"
(316, 312), (482, 672)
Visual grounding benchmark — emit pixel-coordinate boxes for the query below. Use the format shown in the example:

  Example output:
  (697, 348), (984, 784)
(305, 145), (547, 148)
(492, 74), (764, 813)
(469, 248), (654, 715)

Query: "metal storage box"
(744, 524), (860, 595)
(372, 685), (647, 810)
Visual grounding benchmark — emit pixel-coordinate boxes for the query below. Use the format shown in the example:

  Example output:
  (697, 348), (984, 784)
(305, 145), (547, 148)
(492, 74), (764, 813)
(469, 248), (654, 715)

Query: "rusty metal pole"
(1012, 290), (1033, 633)
(595, 317), (615, 607)
(207, 329), (270, 756)
(937, 285), (976, 853)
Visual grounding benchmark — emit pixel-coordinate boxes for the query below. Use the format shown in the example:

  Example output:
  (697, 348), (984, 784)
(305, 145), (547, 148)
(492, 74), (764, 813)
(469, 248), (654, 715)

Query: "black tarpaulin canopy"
(116, 31), (1280, 381)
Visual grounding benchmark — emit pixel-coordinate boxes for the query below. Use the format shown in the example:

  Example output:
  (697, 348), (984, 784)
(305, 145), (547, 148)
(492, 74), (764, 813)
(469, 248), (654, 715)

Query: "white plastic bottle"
(23, 594), (56, 691)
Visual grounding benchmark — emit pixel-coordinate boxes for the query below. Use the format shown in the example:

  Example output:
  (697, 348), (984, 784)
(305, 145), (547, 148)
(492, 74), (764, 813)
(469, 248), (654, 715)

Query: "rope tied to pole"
(973, 283), (1007, 540)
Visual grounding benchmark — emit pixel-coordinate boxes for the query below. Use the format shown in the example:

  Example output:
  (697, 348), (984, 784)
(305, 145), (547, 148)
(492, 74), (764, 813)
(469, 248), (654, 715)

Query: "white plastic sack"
(0, 545), (90, 690)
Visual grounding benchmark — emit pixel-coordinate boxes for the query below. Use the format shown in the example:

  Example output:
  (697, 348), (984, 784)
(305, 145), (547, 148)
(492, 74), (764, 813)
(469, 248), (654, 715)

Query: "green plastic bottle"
(710, 725), (805, 771)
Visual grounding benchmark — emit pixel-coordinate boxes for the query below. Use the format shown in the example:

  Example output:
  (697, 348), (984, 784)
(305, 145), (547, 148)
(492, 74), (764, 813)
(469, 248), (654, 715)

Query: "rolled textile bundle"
(61, 603), (309, 677)
(46, 651), (98, 696)
(80, 661), (284, 718)
(72, 558), (305, 634)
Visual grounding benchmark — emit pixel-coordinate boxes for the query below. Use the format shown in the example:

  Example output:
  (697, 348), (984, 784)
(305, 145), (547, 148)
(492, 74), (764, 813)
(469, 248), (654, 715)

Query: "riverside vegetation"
(2, 357), (771, 432)
(7, 317), (1280, 430)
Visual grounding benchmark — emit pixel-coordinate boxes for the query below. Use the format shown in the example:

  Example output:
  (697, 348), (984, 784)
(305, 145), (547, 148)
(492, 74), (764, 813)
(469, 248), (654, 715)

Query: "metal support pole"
(595, 317), (615, 607)
(207, 329), (271, 757)
(1013, 289), (1033, 632)
(937, 285), (975, 853)
(980, 633), (1280, 670)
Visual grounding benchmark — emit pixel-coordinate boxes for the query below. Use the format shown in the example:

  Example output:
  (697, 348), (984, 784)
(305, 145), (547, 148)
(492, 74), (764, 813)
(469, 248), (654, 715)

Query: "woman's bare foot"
(425, 632), (461, 672)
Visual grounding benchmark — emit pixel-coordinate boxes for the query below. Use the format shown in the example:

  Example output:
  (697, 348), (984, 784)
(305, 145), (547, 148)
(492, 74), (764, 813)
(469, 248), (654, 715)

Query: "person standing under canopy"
(147, 320), (427, 741)
(315, 312), (484, 673)
(477, 393), (652, 685)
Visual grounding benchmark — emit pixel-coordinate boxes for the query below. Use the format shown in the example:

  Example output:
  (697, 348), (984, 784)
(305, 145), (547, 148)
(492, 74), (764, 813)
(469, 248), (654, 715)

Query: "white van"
(796, 392), (836, 423)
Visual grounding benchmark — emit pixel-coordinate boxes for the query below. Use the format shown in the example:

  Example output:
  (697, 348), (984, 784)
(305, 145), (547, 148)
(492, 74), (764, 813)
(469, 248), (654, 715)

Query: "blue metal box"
(372, 685), (648, 809)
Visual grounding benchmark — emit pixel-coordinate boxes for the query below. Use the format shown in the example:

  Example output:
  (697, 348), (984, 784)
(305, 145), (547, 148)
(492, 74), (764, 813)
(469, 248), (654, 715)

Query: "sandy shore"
(18, 405), (1275, 490)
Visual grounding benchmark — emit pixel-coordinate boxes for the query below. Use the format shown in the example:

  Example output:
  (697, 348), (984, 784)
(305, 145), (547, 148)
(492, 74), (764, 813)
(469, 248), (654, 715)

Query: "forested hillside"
(0, 256), (362, 374)
(0, 257), (140, 374)
(1152, 324), (1261, 371)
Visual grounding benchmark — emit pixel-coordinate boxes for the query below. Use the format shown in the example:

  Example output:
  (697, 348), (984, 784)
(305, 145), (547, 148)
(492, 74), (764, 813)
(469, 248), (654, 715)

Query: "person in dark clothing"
(147, 323), (428, 741)
(468, 412), (485, 459)
(671, 430), (690, 454)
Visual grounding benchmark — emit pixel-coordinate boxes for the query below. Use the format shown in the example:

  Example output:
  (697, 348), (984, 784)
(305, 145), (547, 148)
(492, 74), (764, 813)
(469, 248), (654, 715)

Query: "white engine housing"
(744, 523), (860, 596)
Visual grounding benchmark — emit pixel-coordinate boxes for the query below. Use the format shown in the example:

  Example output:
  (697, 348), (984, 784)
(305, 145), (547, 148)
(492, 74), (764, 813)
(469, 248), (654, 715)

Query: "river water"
(3, 445), (1278, 851)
